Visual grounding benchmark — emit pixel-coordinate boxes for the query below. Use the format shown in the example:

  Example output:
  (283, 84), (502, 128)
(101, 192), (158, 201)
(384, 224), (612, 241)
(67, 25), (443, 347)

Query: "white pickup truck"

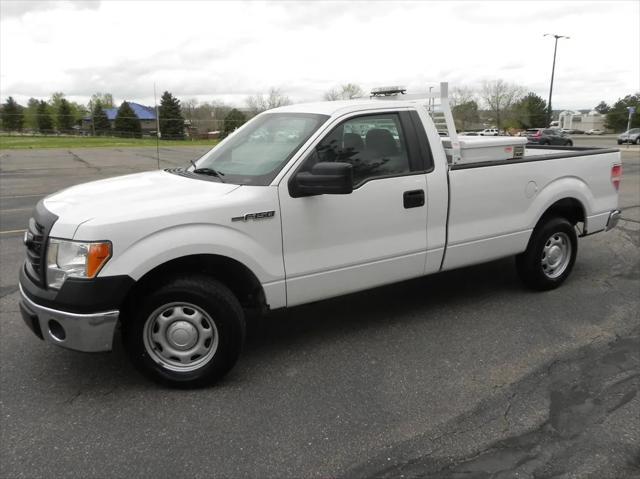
(19, 84), (622, 387)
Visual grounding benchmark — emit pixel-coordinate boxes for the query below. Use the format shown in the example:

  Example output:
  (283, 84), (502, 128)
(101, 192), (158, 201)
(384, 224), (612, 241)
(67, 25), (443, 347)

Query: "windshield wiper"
(190, 159), (225, 182)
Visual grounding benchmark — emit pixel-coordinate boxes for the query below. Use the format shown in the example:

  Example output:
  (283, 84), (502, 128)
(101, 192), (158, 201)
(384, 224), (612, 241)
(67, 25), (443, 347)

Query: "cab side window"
(309, 113), (410, 186)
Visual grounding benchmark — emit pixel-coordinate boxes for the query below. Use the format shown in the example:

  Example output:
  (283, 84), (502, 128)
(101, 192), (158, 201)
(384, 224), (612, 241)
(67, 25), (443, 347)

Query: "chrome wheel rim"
(143, 302), (219, 372)
(541, 232), (572, 279)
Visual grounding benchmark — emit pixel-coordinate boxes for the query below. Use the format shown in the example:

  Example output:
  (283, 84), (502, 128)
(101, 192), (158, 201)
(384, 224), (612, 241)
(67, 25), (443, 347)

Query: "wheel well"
(122, 254), (266, 314)
(538, 198), (585, 227)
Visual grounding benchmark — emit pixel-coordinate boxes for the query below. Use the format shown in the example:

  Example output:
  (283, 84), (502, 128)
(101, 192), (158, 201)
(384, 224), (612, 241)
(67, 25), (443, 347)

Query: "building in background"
(83, 102), (157, 133)
(558, 110), (607, 132)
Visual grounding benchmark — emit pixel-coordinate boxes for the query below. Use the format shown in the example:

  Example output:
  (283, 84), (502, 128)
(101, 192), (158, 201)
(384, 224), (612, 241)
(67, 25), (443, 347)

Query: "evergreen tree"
(512, 92), (547, 129)
(24, 98), (40, 130)
(57, 98), (74, 132)
(36, 101), (54, 133)
(605, 93), (640, 132)
(91, 100), (111, 136)
(594, 101), (611, 114)
(114, 101), (142, 138)
(1, 97), (24, 131)
(222, 109), (246, 138)
(159, 91), (185, 140)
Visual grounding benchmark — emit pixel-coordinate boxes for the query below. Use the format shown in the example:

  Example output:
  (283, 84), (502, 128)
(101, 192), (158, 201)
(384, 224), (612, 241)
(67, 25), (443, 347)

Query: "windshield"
(193, 112), (329, 185)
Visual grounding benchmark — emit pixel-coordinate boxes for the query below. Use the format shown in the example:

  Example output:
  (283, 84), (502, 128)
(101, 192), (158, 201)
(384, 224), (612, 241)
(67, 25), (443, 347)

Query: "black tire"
(123, 276), (245, 388)
(635, 137), (640, 145)
(617, 140), (623, 145)
(516, 217), (578, 291)
(565, 140), (573, 146)
(540, 140), (550, 145)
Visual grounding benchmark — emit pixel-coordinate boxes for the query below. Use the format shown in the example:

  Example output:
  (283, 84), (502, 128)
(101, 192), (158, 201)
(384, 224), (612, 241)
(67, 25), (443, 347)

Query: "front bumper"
(606, 209), (622, 231)
(19, 284), (119, 352)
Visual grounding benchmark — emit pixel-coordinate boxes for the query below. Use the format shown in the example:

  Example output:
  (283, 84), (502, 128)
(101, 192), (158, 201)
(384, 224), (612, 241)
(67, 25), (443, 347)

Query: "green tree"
(452, 100), (480, 131)
(594, 101), (611, 114)
(512, 92), (548, 129)
(159, 91), (185, 140)
(24, 98), (40, 130)
(91, 100), (111, 136)
(48, 92), (85, 129)
(114, 101), (142, 138)
(605, 93), (640, 132)
(36, 100), (54, 133)
(1, 97), (24, 131)
(222, 108), (246, 138)
(57, 98), (74, 132)
(88, 92), (114, 111)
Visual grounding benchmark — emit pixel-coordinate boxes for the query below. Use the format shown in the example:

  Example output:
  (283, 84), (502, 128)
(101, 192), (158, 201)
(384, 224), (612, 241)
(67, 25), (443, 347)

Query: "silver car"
(617, 128), (640, 145)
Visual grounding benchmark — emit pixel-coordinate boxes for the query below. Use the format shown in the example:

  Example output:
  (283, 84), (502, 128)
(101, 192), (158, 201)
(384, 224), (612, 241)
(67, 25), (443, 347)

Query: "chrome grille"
(25, 217), (46, 284)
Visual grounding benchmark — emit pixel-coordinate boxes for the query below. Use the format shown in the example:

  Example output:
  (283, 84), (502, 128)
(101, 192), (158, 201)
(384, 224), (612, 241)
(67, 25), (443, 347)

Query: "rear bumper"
(19, 284), (119, 352)
(606, 209), (622, 231)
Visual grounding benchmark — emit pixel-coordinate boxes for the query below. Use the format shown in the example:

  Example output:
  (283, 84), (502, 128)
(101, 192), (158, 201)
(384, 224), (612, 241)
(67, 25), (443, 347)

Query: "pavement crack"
(67, 150), (100, 171)
(65, 389), (84, 405)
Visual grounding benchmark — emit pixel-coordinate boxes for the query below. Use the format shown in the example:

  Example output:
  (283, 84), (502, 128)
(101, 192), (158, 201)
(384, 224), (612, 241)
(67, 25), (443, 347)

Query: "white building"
(558, 110), (606, 132)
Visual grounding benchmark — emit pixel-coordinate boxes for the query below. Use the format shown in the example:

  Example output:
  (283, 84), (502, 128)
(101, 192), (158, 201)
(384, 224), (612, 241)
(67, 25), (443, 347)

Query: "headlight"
(46, 239), (112, 289)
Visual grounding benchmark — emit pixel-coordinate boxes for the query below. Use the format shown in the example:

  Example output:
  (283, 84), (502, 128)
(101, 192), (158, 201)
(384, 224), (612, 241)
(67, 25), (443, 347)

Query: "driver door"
(278, 110), (429, 307)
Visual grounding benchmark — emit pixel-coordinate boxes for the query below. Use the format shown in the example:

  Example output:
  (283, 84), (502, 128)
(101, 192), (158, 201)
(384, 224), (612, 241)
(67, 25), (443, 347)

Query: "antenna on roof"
(154, 83), (160, 169)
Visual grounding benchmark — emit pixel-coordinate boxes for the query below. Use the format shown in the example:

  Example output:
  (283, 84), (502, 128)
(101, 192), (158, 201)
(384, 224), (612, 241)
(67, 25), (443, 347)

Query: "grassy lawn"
(0, 135), (219, 150)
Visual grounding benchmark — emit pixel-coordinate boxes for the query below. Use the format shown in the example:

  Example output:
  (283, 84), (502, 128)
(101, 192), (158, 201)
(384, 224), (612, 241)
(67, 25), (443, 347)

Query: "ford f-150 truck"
(19, 84), (622, 387)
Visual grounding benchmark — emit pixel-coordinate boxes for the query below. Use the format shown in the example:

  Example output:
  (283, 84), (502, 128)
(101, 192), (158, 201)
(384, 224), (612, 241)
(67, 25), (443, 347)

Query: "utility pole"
(544, 33), (569, 127)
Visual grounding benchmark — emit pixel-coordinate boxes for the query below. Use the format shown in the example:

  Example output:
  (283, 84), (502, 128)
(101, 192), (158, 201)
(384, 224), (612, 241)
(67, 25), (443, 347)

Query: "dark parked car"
(525, 128), (573, 146)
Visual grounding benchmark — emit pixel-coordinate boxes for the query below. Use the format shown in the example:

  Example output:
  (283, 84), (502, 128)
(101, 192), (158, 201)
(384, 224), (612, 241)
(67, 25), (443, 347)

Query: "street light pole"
(544, 33), (569, 127)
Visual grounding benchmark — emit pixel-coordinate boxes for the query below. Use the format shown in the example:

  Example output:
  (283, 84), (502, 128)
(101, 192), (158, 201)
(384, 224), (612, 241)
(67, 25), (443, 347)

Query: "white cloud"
(1, 0), (638, 110)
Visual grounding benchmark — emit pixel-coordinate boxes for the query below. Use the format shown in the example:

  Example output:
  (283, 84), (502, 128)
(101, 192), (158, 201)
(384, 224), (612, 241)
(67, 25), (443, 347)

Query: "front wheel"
(516, 217), (578, 291)
(565, 140), (573, 146)
(123, 276), (245, 388)
(635, 137), (640, 145)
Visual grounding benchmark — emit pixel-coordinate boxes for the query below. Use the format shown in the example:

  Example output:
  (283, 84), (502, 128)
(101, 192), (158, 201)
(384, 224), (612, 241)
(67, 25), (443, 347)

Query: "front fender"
(100, 223), (284, 284)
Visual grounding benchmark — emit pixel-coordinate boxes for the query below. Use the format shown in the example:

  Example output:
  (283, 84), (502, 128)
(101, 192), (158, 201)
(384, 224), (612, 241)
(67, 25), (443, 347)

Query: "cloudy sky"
(1, 0), (638, 110)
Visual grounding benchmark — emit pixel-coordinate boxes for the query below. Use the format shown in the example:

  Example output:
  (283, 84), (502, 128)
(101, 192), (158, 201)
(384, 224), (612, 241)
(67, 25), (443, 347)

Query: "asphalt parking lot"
(1, 138), (639, 478)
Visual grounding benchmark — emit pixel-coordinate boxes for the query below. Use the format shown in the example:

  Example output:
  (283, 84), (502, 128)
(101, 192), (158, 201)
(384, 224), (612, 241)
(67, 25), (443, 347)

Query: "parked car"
(617, 128), (640, 145)
(525, 128), (574, 146)
(479, 128), (499, 136)
(585, 129), (605, 135)
(19, 85), (621, 387)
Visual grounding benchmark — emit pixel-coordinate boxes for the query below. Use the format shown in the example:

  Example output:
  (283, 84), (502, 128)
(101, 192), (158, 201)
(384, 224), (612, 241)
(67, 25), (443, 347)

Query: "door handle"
(403, 189), (425, 208)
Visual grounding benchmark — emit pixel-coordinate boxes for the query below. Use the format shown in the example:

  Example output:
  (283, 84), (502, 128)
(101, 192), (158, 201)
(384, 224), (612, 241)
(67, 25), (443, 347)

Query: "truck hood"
(44, 170), (241, 238)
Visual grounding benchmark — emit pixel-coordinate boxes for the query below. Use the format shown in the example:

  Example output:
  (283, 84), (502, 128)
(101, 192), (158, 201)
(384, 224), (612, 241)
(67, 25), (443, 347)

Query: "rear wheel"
(565, 140), (573, 146)
(516, 217), (577, 291)
(617, 140), (623, 145)
(635, 137), (640, 145)
(123, 276), (245, 388)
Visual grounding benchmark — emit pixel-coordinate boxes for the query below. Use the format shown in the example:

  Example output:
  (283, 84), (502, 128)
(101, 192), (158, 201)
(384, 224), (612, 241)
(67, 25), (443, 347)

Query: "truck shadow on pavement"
(50, 257), (521, 391)
(245, 257), (521, 350)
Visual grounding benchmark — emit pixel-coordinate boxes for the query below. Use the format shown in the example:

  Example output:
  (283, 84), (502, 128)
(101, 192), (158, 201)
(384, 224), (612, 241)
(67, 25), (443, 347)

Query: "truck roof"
(270, 98), (417, 116)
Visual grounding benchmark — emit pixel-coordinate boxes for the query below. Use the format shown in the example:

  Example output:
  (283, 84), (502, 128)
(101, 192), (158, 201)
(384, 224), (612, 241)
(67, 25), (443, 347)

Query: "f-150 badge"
(231, 210), (275, 222)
